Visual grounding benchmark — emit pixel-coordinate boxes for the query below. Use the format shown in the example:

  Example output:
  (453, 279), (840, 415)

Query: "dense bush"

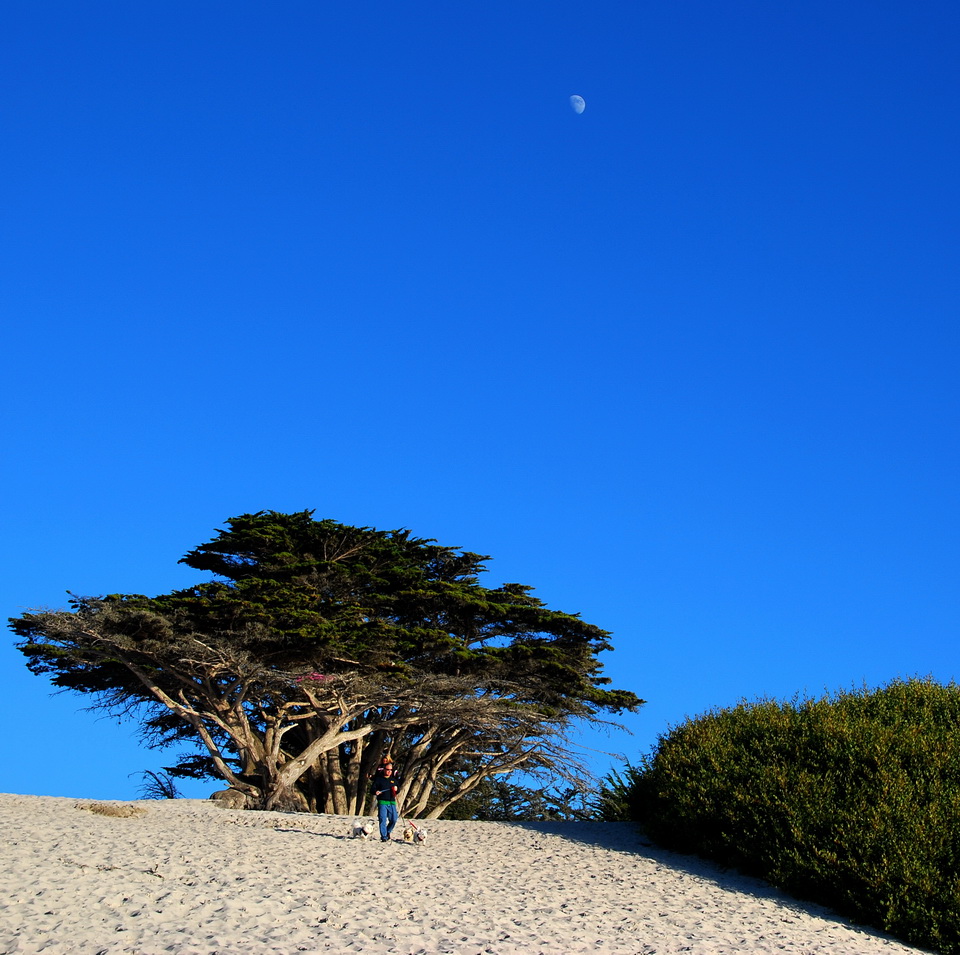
(629, 679), (960, 953)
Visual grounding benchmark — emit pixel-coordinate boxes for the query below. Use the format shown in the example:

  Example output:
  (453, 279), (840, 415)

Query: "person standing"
(370, 760), (401, 842)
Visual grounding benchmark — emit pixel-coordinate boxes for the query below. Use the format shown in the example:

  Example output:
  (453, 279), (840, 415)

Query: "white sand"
(0, 793), (929, 955)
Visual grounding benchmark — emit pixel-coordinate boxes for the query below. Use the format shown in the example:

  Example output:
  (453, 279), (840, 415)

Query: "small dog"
(402, 823), (426, 844)
(351, 821), (372, 840)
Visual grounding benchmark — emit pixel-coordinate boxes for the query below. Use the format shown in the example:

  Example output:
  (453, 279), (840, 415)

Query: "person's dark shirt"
(370, 770), (400, 802)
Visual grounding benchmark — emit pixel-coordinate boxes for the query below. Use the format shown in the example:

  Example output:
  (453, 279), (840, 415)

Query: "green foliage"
(11, 508), (641, 718)
(629, 679), (960, 953)
(589, 763), (645, 821)
(61, 509), (634, 712)
(434, 775), (590, 821)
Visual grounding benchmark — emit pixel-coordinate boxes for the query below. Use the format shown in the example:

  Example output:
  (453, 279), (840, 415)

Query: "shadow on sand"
(498, 819), (920, 949)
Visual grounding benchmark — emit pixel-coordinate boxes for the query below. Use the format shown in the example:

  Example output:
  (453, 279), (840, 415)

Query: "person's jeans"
(378, 801), (398, 841)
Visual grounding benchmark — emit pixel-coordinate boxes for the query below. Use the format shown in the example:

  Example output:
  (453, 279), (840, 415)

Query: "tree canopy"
(11, 510), (642, 815)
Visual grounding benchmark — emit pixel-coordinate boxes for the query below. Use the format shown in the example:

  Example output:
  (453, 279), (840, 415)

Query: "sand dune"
(0, 793), (928, 954)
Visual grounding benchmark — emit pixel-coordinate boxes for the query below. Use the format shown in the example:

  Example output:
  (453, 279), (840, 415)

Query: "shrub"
(134, 769), (182, 800)
(630, 678), (960, 953)
(590, 763), (645, 821)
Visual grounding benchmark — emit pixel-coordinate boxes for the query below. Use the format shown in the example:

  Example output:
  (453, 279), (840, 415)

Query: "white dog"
(351, 821), (373, 840)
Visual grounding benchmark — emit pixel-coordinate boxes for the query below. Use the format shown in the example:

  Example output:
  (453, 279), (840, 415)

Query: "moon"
(569, 94), (585, 114)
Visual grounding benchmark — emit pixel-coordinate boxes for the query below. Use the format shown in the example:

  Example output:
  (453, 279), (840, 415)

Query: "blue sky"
(3, 1), (958, 801)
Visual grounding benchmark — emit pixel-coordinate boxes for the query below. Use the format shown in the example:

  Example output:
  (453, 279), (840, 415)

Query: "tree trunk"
(263, 778), (310, 812)
(344, 738), (363, 815)
(326, 749), (348, 815)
